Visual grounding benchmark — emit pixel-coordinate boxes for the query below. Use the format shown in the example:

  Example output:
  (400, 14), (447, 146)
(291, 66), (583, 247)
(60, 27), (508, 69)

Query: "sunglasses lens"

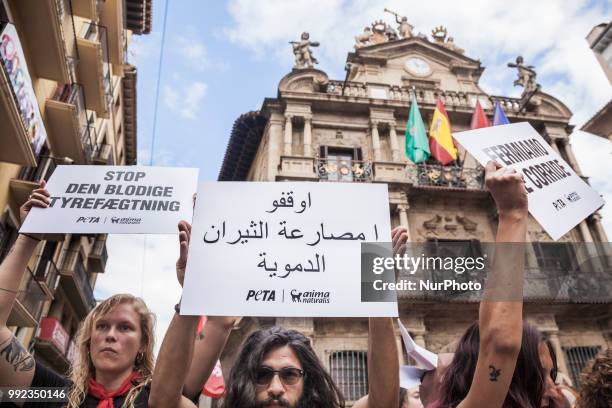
(280, 368), (303, 385)
(255, 368), (274, 385)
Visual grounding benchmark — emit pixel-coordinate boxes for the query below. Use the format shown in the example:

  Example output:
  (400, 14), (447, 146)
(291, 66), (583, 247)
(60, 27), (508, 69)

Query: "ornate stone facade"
(218, 19), (611, 402)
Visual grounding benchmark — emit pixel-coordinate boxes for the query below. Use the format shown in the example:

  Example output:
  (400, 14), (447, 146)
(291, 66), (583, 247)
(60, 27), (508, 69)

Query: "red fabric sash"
(88, 371), (141, 408)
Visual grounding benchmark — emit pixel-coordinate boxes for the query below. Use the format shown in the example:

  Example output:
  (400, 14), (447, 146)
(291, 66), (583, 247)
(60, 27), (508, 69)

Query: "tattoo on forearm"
(0, 336), (35, 372)
(489, 365), (501, 382)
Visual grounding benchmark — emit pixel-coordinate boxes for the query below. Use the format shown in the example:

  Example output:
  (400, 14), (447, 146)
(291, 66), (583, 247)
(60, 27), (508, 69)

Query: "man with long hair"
(150, 226), (400, 407)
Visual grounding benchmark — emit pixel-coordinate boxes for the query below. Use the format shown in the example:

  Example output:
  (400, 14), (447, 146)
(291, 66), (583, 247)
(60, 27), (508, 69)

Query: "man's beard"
(256, 396), (291, 407)
(256, 395), (307, 408)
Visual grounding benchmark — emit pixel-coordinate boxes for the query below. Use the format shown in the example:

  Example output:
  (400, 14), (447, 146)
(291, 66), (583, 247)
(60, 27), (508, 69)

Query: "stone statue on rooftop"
(290, 32), (319, 69)
(354, 26), (374, 49)
(384, 8), (413, 38)
(508, 55), (539, 95)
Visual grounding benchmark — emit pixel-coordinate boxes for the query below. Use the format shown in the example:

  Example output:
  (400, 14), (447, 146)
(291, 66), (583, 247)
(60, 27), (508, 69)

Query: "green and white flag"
(405, 95), (431, 163)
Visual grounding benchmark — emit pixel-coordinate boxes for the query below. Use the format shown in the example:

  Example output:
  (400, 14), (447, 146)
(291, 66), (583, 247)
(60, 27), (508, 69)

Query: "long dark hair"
(437, 321), (548, 408)
(222, 326), (345, 408)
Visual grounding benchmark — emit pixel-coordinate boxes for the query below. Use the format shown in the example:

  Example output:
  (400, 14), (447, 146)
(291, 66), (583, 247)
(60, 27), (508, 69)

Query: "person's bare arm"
(353, 318), (400, 408)
(353, 227), (405, 408)
(0, 182), (49, 389)
(459, 161), (527, 408)
(182, 315), (235, 400)
(149, 221), (201, 407)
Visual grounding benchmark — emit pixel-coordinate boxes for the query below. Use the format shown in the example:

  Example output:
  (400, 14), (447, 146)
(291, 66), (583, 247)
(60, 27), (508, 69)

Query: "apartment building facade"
(0, 0), (150, 373)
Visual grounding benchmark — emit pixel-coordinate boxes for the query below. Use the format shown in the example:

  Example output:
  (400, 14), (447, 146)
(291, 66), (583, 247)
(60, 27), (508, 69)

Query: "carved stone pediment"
(278, 68), (329, 94)
(348, 37), (481, 72)
(423, 214), (442, 230)
(533, 92), (573, 120)
(457, 215), (478, 231)
(419, 213), (482, 239)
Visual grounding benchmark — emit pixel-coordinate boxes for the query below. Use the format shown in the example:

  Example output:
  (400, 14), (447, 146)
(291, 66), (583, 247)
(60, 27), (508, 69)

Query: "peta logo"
(76, 216), (100, 224)
(290, 289), (330, 304)
(245, 290), (276, 302)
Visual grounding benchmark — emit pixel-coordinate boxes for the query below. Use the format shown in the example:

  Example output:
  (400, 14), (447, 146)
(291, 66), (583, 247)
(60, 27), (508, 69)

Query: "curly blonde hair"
(66, 294), (156, 408)
(575, 348), (611, 408)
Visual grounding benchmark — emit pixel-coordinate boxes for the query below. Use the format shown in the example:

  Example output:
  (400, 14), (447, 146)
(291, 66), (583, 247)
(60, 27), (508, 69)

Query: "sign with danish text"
(181, 182), (397, 317)
(20, 165), (198, 234)
(454, 122), (604, 240)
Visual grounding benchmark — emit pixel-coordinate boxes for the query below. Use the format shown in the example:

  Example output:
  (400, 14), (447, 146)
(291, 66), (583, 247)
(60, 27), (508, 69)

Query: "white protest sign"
(20, 166), (198, 234)
(181, 182), (398, 317)
(454, 122), (604, 240)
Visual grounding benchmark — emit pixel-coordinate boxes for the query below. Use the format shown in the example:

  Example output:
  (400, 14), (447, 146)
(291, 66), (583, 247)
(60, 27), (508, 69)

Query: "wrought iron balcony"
(88, 235), (108, 273)
(416, 163), (484, 189)
(7, 266), (47, 327)
(77, 22), (111, 117)
(60, 248), (96, 317)
(34, 256), (61, 297)
(316, 158), (373, 182)
(92, 143), (115, 165)
(46, 83), (94, 164)
(18, 155), (57, 183)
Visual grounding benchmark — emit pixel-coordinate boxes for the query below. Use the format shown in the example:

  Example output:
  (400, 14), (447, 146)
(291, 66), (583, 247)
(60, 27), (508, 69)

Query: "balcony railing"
(324, 80), (523, 114)
(78, 22), (111, 117)
(34, 256), (60, 296)
(16, 267), (46, 323)
(74, 256), (95, 309)
(61, 249), (96, 312)
(92, 143), (114, 165)
(416, 163), (484, 189)
(88, 235), (108, 273)
(52, 83), (87, 122)
(18, 155), (58, 183)
(316, 158), (373, 182)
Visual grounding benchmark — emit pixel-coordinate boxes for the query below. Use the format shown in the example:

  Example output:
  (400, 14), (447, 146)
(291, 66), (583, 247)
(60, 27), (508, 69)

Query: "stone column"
(579, 220), (594, 243)
(580, 218), (605, 272)
(303, 114), (312, 157)
(396, 204), (412, 241)
(561, 140), (583, 175)
(592, 213), (610, 242)
(389, 120), (400, 162)
(546, 332), (571, 384)
(283, 114), (293, 156)
(371, 120), (381, 161)
(549, 137), (561, 154)
(412, 332), (426, 348)
(267, 118), (284, 181)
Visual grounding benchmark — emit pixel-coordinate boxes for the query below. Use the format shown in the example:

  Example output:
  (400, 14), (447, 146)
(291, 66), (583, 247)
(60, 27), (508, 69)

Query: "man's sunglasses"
(255, 366), (304, 386)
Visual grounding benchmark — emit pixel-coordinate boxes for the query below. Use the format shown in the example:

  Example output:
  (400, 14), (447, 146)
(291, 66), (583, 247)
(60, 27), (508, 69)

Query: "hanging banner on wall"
(0, 23), (47, 155)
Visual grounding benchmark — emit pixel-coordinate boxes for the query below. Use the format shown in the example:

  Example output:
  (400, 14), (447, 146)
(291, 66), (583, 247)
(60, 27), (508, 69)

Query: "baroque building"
(216, 16), (612, 405)
(0, 0), (151, 373)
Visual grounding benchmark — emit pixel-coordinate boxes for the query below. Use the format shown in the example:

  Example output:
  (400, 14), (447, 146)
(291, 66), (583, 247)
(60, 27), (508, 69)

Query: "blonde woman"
(0, 181), (195, 407)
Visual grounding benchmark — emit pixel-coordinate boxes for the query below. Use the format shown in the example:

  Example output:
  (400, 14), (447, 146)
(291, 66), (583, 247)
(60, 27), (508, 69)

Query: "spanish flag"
(428, 98), (457, 165)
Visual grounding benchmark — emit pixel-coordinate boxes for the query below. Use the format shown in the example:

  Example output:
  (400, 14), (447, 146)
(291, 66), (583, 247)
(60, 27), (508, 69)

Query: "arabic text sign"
(454, 122), (604, 240)
(20, 166), (199, 234)
(181, 182), (398, 317)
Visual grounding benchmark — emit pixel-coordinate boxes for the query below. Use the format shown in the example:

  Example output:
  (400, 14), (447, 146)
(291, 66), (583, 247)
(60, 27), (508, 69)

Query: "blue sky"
(96, 0), (612, 350)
